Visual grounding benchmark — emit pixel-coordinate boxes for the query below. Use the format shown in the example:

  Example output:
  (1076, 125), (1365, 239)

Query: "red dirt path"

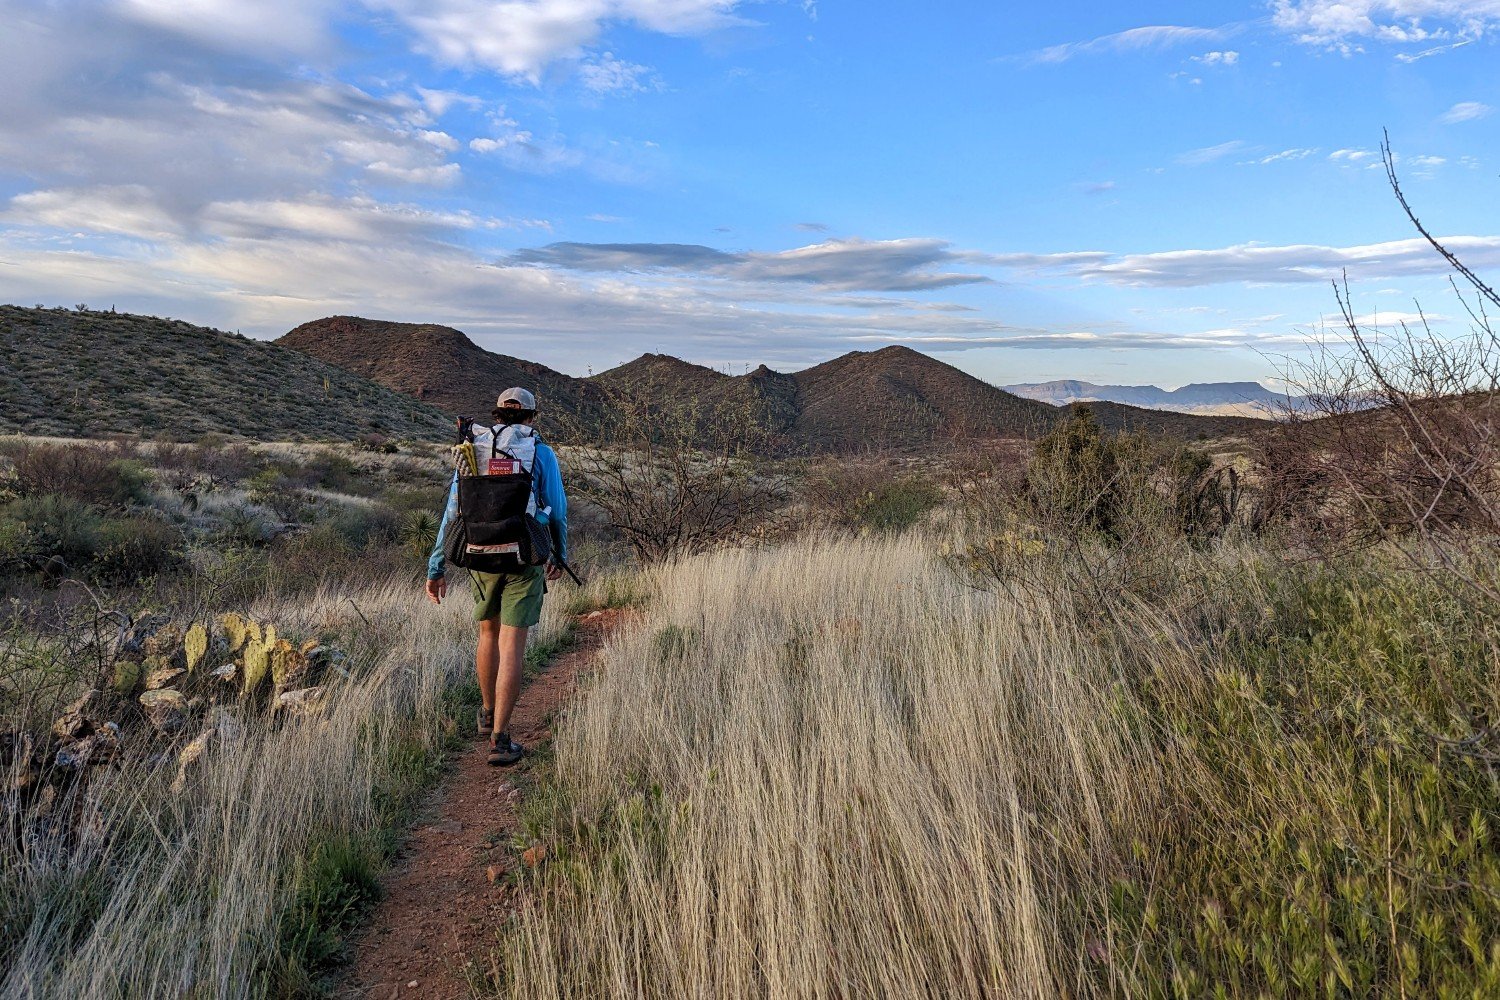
(339, 608), (625, 1000)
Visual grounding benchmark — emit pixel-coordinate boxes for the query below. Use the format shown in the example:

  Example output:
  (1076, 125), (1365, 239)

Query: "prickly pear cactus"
(184, 623), (209, 674)
(270, 640), (309, 692)
(113, 658), (143, 695)
(242, 637), (272, 697)
(220, 612), (249, 653)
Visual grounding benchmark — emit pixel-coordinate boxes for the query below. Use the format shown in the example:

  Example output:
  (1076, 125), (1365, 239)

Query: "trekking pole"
(552, 554), (585, 587)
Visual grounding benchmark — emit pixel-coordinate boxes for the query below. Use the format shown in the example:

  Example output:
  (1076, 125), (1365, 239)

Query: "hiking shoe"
(487, 733), (524, 767)
(476, 707), (493, 738)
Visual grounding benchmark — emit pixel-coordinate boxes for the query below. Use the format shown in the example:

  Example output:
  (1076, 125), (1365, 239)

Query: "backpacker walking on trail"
(424, 387), (569, 767)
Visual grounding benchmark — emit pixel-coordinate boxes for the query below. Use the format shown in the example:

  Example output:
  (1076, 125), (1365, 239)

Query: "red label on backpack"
(487, 458), (521, 476)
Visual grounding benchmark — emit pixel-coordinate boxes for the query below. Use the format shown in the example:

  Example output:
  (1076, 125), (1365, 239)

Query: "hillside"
(277, 316), (594, 431)
(787, 345), (1058, 450)
(0, 306), (450, 440)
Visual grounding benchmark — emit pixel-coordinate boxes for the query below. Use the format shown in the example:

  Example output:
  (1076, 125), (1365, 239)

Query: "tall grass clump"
(492, 535), (1157, 997)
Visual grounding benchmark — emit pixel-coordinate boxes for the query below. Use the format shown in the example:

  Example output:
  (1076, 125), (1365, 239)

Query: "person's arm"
(535, 446), (568, 563)
(427, 471), (458, 581)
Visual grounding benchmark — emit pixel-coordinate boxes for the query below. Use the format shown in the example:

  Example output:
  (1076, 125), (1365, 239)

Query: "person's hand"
(545, 563), (563, 582)
(425, 577), (447, 604)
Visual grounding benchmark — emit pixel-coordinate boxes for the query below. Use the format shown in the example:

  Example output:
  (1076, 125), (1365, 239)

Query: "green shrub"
(805, 461), (941, 534)
(1105, 558), (1500, 998)
(854, 476), (942, 533)
(323, 504), (400, 549)
(0, 494), (102, 570)
(92, 516), (185, 583)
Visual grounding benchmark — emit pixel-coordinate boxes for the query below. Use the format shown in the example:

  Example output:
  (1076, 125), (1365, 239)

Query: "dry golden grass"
(495, 534), (1160, 998)
(2, 573), (569, 997)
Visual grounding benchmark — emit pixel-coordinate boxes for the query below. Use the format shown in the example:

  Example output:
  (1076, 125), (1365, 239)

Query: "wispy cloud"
(1441, 101), (1493, 124)
(506, 237), (993, 292)
(1244, 147), (1318, 165)
(1177, 140), (1248, 166)
(992, 236), (1500, 287)
(1191, 50), (1239, 65)
(1016, 25), (1225, 65)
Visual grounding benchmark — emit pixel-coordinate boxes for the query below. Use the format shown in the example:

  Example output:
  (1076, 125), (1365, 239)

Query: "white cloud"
(1177, 140), (1248, 166)
(369, 0), (750, 81)
(5, 185), (184, 239)
(1021, 25), (1224, 64)
(578, 52), (654, 93)
(1191, 50), (1240, 64)
(1242, 146), (1314, 164)
(1441, 101), (1493, 123)
(1271, 1), (1500, 53)
(1329, 148), (1376, 162)
(1019, 236), (1500, 287)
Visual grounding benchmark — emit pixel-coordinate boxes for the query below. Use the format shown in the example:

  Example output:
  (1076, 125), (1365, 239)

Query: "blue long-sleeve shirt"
(427, 442), (568, 580)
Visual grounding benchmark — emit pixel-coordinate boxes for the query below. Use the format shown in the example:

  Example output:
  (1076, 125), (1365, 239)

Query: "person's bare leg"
(492, 624), (529, 738)
(476, 618), (501, 721)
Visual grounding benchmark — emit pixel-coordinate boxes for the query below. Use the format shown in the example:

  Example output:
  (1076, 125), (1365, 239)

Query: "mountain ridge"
(279, 315), (1268, 450)
(1004, 378), (1307, 416)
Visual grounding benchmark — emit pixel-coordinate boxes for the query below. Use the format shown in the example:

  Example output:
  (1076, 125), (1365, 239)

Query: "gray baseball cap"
(496, 386), (536, 409)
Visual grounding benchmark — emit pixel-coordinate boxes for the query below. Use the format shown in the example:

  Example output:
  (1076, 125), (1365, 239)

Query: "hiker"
(424, 387), (569, 767)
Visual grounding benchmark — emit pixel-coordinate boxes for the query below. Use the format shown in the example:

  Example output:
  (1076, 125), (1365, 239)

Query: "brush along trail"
(341, 608), (627, 999)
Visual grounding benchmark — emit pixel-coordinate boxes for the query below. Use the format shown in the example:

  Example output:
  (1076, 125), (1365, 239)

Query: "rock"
(51, 689), (106, 741)
(139, 688), (188, 736)
(209, 662), (239, 685)
(485, 864), (503, 883)
(118, 614), (171, 658)
(170, 727), (217, 793)
(142, 624), (186, 669)
(54, 726), (122, 770)
(144, 666), (187, 690)
(521, 844), (547, 868)
(274, 686), (327, 719)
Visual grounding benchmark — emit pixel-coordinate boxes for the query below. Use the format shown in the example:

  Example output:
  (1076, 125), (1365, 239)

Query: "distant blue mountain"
(1002, 380), (1309, 415)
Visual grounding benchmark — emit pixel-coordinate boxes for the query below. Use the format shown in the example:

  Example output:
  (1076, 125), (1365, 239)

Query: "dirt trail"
(340, 608), (624, 1000)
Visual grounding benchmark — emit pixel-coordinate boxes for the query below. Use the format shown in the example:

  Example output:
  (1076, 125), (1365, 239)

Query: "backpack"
(443, 418), (552, 573)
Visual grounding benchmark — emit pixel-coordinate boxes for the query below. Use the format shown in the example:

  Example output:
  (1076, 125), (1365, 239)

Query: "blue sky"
(1, 1), (1497, 388)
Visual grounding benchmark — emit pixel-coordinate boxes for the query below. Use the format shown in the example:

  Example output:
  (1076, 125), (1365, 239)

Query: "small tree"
(559, 376), (785, 563)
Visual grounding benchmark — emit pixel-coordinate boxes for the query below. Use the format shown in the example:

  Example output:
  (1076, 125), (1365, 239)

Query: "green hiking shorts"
(467, 565), (547, 627)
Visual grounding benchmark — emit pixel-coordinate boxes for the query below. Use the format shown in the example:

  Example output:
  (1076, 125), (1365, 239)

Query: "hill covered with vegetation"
(1, 306), (451, 442)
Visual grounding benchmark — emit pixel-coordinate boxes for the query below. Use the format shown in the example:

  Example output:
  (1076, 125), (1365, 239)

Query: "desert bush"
(8, 442), (150, 507)
(803, 459), (942, 533)
(1261, 140), (1500, 578)
(400, 508), (440, 559)
(1104, 554), (1500, 998)
(92, 516), (186, 583)
(215, 502), (282, 547)
(0, 494), (103, 571)
(559, 379), (786, 562)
